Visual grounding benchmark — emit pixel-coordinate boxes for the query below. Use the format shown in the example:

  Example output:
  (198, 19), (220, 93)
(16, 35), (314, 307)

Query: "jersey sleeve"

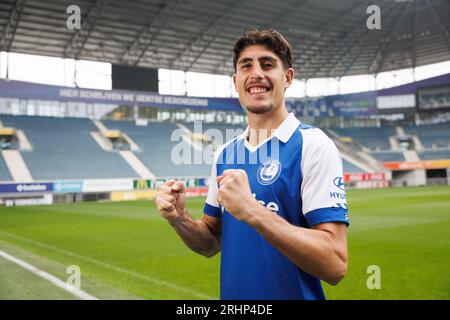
(300, 128), (349, 227)
(203, 150), (222, 218)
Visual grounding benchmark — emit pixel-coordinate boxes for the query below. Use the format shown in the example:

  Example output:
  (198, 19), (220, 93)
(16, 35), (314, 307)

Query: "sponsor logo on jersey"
(330, 191), (346, 200)
(333, 176), (345, 191)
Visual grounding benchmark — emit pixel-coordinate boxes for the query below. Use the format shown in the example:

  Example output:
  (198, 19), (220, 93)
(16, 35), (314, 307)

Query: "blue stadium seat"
(342, 159), (366, 173)
(370, 151), (405, 162)
(183, 122), (246, 145)
(103, 120), (211, 178)
(403, 123), (450, 149)
(418, 149), (450, 160)
(0, 152), (12, 181)
(0, 116), (139, 180)
(333, 127), (396, 151)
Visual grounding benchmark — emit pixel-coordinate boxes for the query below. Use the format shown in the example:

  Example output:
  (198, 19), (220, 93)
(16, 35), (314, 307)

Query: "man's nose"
(249, 65), (264, 80)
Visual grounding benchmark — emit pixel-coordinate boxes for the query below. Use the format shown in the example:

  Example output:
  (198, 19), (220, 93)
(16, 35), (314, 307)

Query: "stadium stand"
(0, 116), (140, 180)
(183, 122), (245, 141)
(2, 114), (447, 180)
(418, 149), (450, 160)
(0, 152), (12, 181)
(370, 151), (405, 162)
(102, 120), (210, 178)
(342, 159), (366, 173)
(332, 127), (396, 150)
(403, 123), (450, 149)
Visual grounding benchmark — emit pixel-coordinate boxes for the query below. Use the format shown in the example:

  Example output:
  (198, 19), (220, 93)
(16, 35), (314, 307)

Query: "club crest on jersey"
(257, 159), (282, 185)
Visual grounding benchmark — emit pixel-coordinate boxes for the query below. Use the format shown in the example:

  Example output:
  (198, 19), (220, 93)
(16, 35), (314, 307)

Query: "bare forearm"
(247, 207), (347, 285)
(168, 210), (220, 257)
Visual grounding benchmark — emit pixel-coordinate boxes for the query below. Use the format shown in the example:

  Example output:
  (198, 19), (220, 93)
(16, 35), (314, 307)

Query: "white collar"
(239, 112), (300, 145)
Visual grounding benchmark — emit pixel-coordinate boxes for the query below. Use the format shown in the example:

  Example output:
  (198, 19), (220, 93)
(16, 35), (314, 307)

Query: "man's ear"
(232, 73), (238, 92)
(285, 68), (295, 89)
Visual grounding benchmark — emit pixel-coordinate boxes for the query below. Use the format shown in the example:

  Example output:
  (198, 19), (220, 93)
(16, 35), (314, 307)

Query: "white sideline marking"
(0, 249), (98, 300)
(0, 231), (216, 299)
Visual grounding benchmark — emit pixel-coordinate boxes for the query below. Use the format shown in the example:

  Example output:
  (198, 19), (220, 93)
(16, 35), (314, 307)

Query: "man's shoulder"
(298, 123), (326, 137)
(297, 125), (337, 153)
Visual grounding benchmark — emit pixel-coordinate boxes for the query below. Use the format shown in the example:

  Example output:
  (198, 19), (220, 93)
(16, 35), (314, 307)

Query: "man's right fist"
(155, 180), (186, 221)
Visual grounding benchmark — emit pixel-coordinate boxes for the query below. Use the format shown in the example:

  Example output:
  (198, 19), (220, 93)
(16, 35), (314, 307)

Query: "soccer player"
(155, 29), (349, 300)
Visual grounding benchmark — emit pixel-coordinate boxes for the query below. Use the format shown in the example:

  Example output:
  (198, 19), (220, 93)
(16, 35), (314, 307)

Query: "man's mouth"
(246, 85), (271, 96)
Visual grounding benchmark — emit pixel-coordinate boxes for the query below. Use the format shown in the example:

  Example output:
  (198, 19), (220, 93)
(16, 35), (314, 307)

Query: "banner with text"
(383, 160), (450, 170)
(0, 182), (53, 194)
(82, 179), (134, 192)
(0, 79), (243, 112)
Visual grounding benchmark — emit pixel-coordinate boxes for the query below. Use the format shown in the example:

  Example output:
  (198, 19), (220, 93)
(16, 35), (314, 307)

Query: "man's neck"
(246, 106), (289, 147)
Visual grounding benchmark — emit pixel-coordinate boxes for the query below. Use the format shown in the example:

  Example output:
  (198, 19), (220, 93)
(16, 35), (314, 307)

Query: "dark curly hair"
(233, 28), (293, 71)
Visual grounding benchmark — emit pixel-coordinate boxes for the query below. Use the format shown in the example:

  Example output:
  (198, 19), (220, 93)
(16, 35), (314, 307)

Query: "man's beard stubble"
(245, 103), (274, 115)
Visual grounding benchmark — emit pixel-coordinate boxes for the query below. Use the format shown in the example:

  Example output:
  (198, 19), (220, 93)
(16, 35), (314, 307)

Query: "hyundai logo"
(333, 177), (345, 190)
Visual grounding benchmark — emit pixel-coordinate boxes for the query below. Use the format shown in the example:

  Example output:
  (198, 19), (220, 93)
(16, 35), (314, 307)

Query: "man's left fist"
(217, 169), (257, 222)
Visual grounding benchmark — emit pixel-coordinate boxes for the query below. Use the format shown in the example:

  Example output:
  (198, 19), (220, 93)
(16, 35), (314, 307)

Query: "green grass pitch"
(0, 185), (449, 300)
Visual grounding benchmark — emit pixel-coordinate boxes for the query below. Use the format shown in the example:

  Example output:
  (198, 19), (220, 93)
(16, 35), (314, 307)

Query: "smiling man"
(156, 29), (349, 300)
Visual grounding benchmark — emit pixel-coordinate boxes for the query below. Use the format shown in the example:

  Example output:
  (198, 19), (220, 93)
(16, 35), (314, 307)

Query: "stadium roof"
(1, 0), (450, 79)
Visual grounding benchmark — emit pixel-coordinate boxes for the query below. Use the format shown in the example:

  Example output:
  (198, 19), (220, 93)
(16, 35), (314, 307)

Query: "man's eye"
(242, 64), (251, 69)
(263, 63), (273, 68)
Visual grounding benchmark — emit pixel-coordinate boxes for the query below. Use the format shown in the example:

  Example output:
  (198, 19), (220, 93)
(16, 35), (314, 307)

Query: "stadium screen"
(112, 64), (159, 93)
(417, 85), (450, 110)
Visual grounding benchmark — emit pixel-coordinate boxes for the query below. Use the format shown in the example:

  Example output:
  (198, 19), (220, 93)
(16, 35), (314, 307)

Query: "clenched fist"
(155, 180), (186, 221)
(217, 169), (259, 222)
